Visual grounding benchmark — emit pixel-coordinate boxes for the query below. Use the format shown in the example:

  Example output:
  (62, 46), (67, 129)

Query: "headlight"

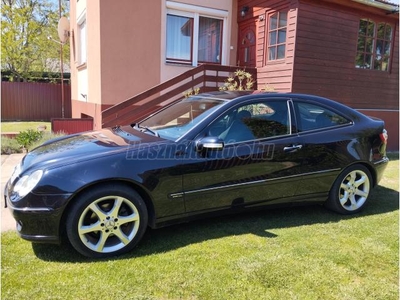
(13, 170), (43, 199)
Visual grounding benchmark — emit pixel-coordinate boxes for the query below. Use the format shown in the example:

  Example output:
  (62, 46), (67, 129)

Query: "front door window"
(208, 100), (291, 144)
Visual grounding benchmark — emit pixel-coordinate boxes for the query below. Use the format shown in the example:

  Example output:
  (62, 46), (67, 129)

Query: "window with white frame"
(198, 17), (222, 63)
(166, 2), (228, 66)
(77, 15), (87, 66)
(166, 14), (193, 63)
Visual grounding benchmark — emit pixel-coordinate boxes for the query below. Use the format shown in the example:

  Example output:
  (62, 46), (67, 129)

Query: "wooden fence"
(1, 81), (72, 121)
(52, 118), (94, 135)
(102, 64), (257, 128)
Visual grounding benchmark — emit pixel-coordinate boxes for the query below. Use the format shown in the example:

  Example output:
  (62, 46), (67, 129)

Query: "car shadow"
(31, 184), (399, 263)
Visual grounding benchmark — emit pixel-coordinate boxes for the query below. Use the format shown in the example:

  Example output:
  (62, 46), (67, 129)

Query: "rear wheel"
(66, 184), (148, 258)
(326, 164), (372, 214)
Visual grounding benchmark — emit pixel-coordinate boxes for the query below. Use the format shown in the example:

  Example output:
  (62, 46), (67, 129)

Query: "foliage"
(1, 70), (71, 83)
(1, 155), (398, 299)
(1, 122), (65, 152)
(15, 129), (43, 149)
(183, 87), (201, 98)
(219, 69), (255, 91)
(29, 131), (66, 150)
(1, 130), (66, 153)
(1, 136), (23, 154)
(1, 0), (70, 82)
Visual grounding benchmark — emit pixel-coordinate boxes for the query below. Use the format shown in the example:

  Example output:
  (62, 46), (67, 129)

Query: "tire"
(326, 164), (372, 215)
(66, 184), (148, 258)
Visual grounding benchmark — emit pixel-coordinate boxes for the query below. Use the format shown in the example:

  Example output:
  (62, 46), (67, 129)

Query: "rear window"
(294, 102), (351, 132)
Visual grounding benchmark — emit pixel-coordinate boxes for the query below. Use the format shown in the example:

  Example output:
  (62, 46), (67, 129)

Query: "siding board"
(239, 0), (297, 92)
(51, 118), (93, 134)
(1, 82), (72, 121)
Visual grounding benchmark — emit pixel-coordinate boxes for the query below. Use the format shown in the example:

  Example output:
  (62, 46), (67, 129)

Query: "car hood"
(20, 126), (162, 172)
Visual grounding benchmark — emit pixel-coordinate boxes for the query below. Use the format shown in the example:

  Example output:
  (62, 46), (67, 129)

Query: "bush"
(16, 129), (43, 149)
(2, 131), (66, 154)
(1, 136), (23, 154)
(219, 69), (255, 91)
(29, 131), (66, 150)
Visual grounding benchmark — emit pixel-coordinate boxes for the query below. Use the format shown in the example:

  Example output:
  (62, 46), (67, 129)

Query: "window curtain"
(166, 14), (192, 61)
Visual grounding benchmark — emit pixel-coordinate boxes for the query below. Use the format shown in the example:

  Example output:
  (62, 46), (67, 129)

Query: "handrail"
(101, 64), (256, 128)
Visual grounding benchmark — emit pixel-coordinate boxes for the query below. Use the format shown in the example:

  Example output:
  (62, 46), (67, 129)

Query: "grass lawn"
(1, 122), (51, 133)
(1, 154), (398, 300)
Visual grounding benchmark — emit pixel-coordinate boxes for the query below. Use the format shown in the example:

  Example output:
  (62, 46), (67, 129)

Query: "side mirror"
(196, 136), (224, 152)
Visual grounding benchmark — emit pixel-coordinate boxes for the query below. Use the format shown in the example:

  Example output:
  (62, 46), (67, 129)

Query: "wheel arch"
(326, 162), (374, 214)
(59, 179), (157, 240)
(345, 161), (377, 187)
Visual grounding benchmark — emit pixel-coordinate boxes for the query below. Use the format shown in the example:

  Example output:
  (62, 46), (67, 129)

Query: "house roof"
(352, 0), (399, 14)
(374, 0), (398, 5)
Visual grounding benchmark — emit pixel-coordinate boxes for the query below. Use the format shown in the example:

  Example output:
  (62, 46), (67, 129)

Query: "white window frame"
(166, 1), (229, 66)
(77, 11), (87, 66)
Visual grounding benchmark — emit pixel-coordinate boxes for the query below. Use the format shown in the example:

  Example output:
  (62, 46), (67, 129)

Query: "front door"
(238, 19), (257, 68)
(181, 98), (305, 213)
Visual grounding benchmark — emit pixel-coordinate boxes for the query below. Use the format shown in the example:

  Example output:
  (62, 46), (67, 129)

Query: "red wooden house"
(236, 0), (398, 150)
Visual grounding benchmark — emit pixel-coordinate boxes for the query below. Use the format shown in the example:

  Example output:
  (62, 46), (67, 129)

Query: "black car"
(5, 91), (389, 258)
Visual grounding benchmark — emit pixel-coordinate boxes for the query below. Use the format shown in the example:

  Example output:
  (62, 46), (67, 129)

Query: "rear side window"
(294, 102), (351, 132)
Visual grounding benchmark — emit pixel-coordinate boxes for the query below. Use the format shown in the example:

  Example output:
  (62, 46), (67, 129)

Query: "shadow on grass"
(31, 184), (399, 263)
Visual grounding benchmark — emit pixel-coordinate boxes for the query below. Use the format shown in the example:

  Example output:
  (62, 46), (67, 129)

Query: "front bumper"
(4, 181), (70, 244)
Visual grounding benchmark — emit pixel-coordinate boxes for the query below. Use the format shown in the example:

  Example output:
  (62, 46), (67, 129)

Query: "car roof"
(189, 91), (255, 101)
(190, 91), (359, 117)
(191, 91), (331, 103)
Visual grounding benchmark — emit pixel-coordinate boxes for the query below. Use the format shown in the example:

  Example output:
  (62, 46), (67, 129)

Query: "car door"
(180, 98), (305, 213)
(291, 99), (354, 197)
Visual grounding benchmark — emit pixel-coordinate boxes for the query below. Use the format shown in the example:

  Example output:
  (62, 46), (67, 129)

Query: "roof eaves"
(351, 0), (399, 14)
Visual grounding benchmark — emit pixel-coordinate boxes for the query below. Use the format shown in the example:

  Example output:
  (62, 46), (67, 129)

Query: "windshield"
(138, 97), (225, 140)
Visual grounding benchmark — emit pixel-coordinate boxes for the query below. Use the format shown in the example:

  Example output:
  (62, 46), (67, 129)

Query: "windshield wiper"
(141, 126), (159, 137)
(133, 123), (159, 137)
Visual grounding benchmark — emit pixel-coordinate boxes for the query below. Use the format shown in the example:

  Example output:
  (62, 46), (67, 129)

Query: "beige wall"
(70, 0), (103, 128)
(160, 0), (238, 82)
(99, 0), (162, 106)
(70, 0), (238, 129)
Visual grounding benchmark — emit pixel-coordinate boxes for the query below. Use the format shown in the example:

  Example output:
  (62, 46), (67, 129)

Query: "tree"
(1, 0), (70, 82)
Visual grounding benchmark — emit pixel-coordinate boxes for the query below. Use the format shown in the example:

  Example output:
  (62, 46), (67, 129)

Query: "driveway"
(1, 153), (25, 232)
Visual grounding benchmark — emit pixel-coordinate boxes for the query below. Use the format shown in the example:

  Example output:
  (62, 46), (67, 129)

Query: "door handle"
(283, 144), (303, 153)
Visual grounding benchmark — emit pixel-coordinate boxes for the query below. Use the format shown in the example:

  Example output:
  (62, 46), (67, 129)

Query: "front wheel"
(326, 164), (372, 214)
(66, 184), (148, 258)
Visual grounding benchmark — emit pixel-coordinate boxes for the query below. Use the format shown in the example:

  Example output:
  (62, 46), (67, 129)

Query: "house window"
(165, 2), (227, 66)
(356, 19), (393, 71)
(166, 15), (193, 63)
(166, 14), (223, 65)
(198, 17), (222, 63)
(267, 11), (287, 61)
(77, 17), (87, 66)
